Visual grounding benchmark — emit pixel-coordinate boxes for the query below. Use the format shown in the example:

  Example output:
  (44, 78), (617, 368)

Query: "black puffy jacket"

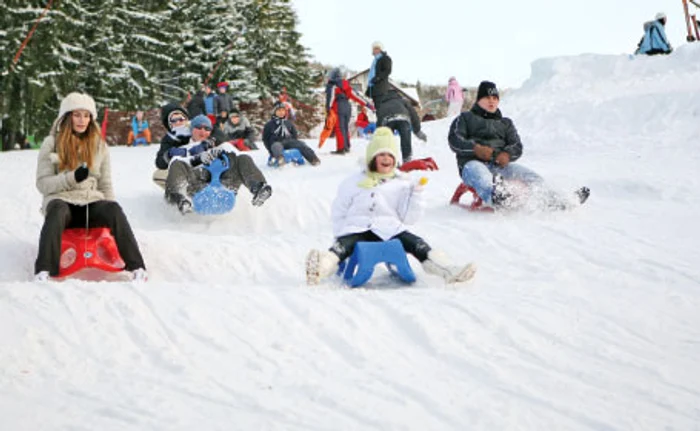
(365, 52), (392, 99)
(375, 91), (421, 133)
(447, 104), (523, 174)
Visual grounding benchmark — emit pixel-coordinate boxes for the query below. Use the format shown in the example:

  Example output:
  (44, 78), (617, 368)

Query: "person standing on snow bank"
(448, 81), (590, 210)
(325, 68), (371, 154)
(635, 12), (673, 56)
(262, 102), (321, 166)
(305, 127), (475, 285)
(157, 111), (272, 214)
(445, 76), (465, 117)
(375, 90), (427, 164)
(366, 41), (392, 104)
(34, 92), (147, 282)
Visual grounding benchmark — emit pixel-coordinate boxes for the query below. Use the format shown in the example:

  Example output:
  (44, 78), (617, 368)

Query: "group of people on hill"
(31, 38), (591, 284)
(321, 42), (427, 164)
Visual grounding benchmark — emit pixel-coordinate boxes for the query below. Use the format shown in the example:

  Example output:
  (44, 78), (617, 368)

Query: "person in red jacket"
(355, 105), (376, 138)
(325, 68), (371, 154)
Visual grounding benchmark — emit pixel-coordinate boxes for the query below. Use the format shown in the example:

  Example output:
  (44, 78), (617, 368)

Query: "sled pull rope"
(83, 163), (90, 264)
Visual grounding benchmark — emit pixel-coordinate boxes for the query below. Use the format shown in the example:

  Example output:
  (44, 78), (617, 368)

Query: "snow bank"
(1, 46), (699, 430)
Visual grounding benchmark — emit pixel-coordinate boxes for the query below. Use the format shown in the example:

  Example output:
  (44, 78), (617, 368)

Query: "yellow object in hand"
(419, 177), (429, 186)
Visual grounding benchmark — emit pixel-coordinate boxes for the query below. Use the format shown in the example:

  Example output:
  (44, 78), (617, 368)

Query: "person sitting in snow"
(305, 127), (475, 285)
(635, 12), (673, 56)
(155, 106), (272, 214)
(220, 109), (258, 151)
(34, 92), (147, 282)
(355, 105), (376, 138)
(127, 110), (151, 146)
(262, 102), (320, 166)
(448, 80), (590, 210)
(375, 90), (427, 164)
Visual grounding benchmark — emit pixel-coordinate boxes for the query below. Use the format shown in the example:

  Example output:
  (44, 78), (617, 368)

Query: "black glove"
(74, 163), (89, 183)
(415, 131), (427, 142)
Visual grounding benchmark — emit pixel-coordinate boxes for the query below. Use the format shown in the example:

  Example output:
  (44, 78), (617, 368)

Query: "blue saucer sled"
(268, 148), (305, 167)
(192, 154), (237, 215)
(337, 239), (416, 287)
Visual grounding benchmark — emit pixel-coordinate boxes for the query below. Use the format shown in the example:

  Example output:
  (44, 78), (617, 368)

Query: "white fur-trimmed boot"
(422, 251), (476, 284)
(305, 249), (340, 285)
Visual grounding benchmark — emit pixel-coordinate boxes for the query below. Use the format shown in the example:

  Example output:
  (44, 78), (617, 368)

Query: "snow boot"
(34, 271), (50, 282)
(422, 251), (476, 284)
(576, 187), (590, 205)
(491, 173), (513, 208)
(177, 197), (193, 215)
(306, 249), (340, 285)
(251, 183), (272, 207)
(132, 268), (148, 282)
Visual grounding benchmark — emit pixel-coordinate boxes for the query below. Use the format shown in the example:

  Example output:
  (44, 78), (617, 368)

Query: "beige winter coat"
(35, 135), (115, 213)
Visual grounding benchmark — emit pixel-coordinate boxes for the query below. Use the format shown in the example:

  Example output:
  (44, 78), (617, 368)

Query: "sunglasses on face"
(194, 126), (212, 131)
(169, 116), (187, 125)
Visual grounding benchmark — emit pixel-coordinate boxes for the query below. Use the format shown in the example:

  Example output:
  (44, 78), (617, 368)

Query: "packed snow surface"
(1, 45), (699, 430)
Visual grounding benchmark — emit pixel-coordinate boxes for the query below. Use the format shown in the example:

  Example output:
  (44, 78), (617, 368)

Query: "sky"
(291, 0), (693, 89)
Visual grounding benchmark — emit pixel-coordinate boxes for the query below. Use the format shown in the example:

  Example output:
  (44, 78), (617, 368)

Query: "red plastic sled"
(399, 157), (439, 173)
(450, 183), (495, 213)
(58, 227), (126, 279)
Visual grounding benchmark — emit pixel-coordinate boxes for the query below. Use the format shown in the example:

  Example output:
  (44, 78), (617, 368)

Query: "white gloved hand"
(172, 124), (191, 138)
(200, 147), (225, 165)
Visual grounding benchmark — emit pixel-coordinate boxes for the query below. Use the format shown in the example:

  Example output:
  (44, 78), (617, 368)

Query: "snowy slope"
(1, 44), (700, 430)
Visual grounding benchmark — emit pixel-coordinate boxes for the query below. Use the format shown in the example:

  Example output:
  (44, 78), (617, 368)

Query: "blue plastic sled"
(192, 154), (237, 215)
(267, 148), (305, 167)
(337, 239), (417, 287)
(134, 137), (148, 146)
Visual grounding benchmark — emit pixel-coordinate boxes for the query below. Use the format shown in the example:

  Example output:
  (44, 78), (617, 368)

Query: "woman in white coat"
(306, 127), (475, 285)
(34, 92), (147, 282)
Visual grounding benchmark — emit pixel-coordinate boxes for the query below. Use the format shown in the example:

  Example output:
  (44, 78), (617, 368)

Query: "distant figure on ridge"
(445, 77), (464, 117)
(635, 12), (673, 56)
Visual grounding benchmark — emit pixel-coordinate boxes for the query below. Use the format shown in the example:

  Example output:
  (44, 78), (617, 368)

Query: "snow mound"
(1, 46), (700, 430)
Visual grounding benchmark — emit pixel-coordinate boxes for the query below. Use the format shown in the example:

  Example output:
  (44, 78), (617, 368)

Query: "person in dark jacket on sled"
(447, 81), (589, 210)
(155, 106), (272, 214)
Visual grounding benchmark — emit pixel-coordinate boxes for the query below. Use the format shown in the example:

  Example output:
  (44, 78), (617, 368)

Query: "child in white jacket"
(306, 127), (475, 285)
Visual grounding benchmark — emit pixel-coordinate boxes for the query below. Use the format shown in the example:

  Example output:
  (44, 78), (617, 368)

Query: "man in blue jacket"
(635, 12), (673, 56)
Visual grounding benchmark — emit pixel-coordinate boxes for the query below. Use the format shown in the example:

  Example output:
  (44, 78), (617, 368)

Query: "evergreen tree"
(1, 0), (179, 138)
(174, 0), (258, 103)
(240, 0), (316, 101)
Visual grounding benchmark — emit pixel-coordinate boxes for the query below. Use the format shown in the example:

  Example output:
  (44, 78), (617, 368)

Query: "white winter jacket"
(331, 172), (424, 240)
(36, 136), (114, 213)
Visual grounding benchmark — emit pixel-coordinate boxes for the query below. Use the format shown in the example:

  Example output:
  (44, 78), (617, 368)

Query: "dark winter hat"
(160, 103), (189, 133)
(273, 102), (288, 115)
(476, 81), (499, 101)
(190, 115), (212, 131)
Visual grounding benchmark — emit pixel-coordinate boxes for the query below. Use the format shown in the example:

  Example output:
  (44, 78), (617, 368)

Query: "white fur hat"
(655, 12), (667, 20)
(371, 41), (384, 51)
(51, 92), (98, 135)
(58, 92), (98, 120)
